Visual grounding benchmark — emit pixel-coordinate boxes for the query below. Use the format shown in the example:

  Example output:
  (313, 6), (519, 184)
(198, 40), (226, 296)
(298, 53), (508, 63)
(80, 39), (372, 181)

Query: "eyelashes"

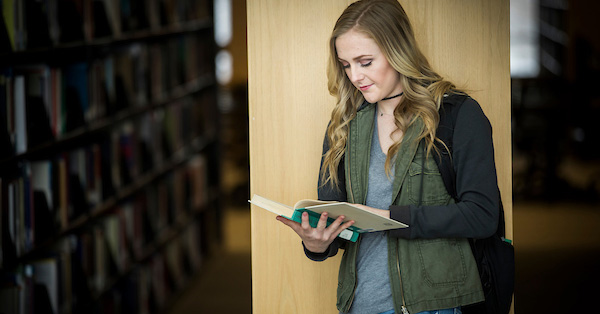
(341, 61), (372, 69)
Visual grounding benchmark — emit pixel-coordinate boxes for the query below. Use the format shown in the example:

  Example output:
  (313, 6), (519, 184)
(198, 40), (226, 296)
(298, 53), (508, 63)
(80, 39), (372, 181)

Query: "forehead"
(335, 29), (381, 60)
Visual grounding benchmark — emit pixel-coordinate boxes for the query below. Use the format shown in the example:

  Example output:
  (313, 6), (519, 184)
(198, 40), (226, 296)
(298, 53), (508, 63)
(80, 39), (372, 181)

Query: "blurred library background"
(0, 1), (599, 314)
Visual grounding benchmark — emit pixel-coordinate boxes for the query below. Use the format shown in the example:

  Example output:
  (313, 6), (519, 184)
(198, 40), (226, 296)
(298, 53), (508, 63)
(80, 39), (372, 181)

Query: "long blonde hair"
(321, 0), (459, 188)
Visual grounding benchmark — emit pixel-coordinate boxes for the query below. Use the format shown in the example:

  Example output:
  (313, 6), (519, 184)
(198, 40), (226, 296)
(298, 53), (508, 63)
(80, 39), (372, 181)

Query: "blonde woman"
(277, 1), (499, 313)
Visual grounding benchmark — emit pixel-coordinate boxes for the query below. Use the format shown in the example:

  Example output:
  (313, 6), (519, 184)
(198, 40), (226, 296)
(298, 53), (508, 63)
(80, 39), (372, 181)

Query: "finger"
(316, 212), (329, 230)
(340, 219), (355, 231)
(276, 216), (301, 232)
(300, 211), (312, 230)
(326, 215), (346, 230)
(323, 215), (345, 239)
(332, 220), (355, 238)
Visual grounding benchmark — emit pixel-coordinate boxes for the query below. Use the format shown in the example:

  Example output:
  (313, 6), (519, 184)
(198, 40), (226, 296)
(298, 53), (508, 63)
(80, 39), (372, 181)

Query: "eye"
(360, 60), (372, 67)
(340, 61), (350, 69)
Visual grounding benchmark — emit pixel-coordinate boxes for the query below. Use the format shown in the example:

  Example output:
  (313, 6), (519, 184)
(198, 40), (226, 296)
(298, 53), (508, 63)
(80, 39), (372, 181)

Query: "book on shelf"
(11, 65), (56, 148)
(188, 155), (208, 210)
(63, 62), (89, 131)
(91, 0), (115, 39)
(103, 212), (128, 274)
(23, 0), (53, 49)
(171, 167), (186, 219)
(1, 1), (16, 52)
(55, 0), (86, 43)
(163, 102), (184, 153)
(113, 49), (135, 107)
(31, 257), (59, 314)
(132, 194), (146, 258)
(7, 0), (25, 51)
(13, 75), (25, 154)
(0, 282), (19, 314)
(150, 254), (167, 308)
(0, 70), (14, 159)
(184, 222), (202, 271)
(32, 189), (59, 245)
(165, 240), (185, 290)
(249, 194), (408, 243)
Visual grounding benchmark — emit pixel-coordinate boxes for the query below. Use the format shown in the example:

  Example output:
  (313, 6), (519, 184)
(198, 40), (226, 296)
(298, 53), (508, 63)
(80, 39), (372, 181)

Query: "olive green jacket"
(334, 103), (484, 313)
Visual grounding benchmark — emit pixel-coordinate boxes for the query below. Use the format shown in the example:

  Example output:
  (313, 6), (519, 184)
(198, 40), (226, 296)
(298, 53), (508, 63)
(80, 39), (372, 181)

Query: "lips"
(359, 84), (373, 91)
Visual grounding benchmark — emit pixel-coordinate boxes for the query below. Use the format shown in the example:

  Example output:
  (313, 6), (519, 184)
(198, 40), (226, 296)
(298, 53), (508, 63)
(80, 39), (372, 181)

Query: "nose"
(347, 65), (364, 84)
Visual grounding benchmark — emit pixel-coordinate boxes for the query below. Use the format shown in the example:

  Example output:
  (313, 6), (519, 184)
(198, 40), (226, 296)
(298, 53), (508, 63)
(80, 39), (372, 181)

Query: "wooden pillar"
(247, 1), (511, 313)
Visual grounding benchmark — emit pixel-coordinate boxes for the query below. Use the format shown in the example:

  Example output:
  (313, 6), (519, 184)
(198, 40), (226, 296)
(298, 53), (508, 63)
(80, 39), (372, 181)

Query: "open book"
(249, 194), (408, 242)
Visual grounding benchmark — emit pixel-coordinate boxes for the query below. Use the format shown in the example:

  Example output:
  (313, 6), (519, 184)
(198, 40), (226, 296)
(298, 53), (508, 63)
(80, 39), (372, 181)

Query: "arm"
(302, 128), (350, 261)
(389, 98), (500, 239)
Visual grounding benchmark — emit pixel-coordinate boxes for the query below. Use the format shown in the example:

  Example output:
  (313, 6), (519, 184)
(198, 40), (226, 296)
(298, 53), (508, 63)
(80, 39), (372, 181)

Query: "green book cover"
(291, 208), (359, 242)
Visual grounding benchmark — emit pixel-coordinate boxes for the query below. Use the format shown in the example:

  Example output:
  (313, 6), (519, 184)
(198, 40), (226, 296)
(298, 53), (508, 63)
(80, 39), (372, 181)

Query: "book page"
(303, 203), (407, 231)
(293, 199), (335, 210)
(249, 194), (295, 219)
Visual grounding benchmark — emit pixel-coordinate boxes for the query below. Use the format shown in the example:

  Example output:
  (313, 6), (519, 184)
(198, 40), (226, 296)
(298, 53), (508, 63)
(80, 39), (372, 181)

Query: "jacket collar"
(346, 106), (422, 205)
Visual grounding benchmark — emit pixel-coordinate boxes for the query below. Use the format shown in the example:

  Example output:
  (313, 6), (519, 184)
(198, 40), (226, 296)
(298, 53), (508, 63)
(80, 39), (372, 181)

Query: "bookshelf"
(0, 1), (221, 313)
(539, 0), (568, 76)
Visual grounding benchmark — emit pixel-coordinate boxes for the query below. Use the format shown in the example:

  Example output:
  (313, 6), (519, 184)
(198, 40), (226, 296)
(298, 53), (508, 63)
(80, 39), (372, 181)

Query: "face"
(335, 29), (403, 104)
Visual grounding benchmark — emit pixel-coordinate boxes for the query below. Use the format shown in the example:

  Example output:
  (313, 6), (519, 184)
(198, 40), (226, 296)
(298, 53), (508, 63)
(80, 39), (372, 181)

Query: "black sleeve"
(389, 98), (500, 239)
(304, 128), (348, 261)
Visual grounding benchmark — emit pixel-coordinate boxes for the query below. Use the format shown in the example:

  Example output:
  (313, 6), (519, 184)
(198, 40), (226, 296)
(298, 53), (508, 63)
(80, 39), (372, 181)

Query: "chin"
(362, 94), (380, 104)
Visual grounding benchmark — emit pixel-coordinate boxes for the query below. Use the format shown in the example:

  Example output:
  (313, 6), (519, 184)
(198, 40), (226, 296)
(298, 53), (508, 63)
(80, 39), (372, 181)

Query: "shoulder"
(441, 93), (479, 112)
(451, 96), (493, 145)
(458, 97), (490, 127)
(442, 93), (489, 124)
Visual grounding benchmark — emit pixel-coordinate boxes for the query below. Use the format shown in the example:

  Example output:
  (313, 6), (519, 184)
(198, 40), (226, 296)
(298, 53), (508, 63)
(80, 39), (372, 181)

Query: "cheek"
(371, 65), (388, 81)
(381, 68), (400, 87)
(344, 68), (351, 78)
(382, 66), (396, 80)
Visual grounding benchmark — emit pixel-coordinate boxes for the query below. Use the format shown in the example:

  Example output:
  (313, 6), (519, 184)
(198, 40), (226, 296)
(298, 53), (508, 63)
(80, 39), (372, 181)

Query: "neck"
(381, 91), (403, 101)
(378, 92), (403, 116)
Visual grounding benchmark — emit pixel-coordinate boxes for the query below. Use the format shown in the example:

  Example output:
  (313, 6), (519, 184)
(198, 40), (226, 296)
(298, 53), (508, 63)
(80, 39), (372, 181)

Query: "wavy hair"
(321, 0), (460, 188)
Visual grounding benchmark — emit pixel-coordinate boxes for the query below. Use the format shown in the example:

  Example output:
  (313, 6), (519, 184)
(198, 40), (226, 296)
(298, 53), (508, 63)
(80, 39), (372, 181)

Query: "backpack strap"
(432, 94), (467, 200)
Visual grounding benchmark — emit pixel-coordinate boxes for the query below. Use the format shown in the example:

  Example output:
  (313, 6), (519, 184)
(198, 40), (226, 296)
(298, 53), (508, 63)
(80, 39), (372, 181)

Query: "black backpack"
(433, 94), (515, 314)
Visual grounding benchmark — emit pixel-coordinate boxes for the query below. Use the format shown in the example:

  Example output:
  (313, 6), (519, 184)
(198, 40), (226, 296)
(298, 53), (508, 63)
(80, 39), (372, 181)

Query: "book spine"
(13, 75), (26, 154)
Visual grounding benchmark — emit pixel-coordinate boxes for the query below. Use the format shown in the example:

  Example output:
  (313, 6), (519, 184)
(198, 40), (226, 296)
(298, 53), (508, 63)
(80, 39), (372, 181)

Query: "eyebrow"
(338, 54), (373, 62)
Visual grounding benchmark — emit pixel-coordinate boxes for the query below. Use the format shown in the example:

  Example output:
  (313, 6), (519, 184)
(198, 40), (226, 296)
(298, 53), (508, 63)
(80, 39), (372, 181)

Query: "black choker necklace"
(381, 92), (404, 101)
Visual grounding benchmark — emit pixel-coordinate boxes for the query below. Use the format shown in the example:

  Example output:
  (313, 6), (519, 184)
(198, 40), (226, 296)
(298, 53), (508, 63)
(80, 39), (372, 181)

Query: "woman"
(276, 1), (499, 313)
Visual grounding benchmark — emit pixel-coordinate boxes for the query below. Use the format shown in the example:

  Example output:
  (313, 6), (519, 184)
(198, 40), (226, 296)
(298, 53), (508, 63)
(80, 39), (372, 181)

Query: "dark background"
(509, 0), (600, 312)
(171, 0), (600, 313)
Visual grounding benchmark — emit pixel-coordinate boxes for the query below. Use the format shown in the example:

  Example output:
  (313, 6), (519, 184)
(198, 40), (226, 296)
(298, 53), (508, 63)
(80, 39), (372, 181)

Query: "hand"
(351, 204), (390, 219)
(276, 211), (355, 254)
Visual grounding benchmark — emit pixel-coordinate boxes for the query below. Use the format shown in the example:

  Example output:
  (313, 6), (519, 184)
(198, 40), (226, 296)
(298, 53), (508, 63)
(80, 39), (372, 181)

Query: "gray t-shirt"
(347, 114), (395, 314)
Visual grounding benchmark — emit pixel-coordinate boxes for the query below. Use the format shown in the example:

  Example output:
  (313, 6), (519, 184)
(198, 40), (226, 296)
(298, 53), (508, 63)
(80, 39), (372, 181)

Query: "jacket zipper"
(395, 144), (425, 314)
(347, 141), (355, 204)
(396, 248), (409, 314)
(345, 151), (358, 311)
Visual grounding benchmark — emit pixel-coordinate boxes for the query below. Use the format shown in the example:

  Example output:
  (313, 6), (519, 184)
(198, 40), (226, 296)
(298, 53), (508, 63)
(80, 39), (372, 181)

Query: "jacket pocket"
(416, 238), (468, 286)
(407, 156), (451, 205)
